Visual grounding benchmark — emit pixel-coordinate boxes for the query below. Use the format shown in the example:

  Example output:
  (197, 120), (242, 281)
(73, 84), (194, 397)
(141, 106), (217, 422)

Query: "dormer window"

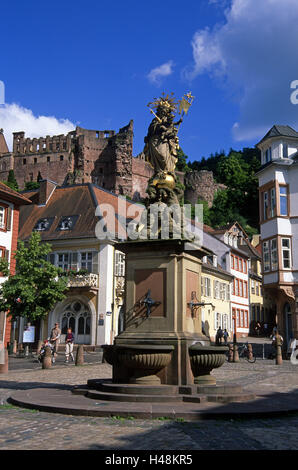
(57, 215), (78, 231)
(59, 217), (73, 230)
(34, 217), (54, 231)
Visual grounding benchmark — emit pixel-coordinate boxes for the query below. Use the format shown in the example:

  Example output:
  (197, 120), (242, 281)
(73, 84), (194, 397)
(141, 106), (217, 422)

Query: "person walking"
(49, 322), (61, 363)
(65, 327), (75, 363)
(216, 327), (224, 345)
(223, 329), (229, 345)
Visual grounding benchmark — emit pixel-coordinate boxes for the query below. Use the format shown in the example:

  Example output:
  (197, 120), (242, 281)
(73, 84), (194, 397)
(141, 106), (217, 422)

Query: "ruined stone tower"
(0, 121), (154, 200)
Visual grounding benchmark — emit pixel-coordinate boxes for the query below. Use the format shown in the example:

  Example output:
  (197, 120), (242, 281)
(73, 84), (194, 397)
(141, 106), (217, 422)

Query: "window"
(263, 241), (270, 272)
(281, 238), (291, 269)
(58, 253), (71, 271)
(263, 192), (268, 220)
(80, 252), (92, 272)
(243, 260), (247, 273)
(235, 257), (239, 271)
(231, 254), (234, 269)
(239, 259), (243, 272)
(270, 238), (278, 270)
(244, 281), (248, 298)
(23, 158), (26, 165)
(270, 188), (276, 218)
(47, 156), (50, 162)
(239, 280), (243, 297)
(115, 251), (125, 277)
(34, 218), (53, 231)
(0, 206), (5, 230)
(60, 155), (64, 161)
(265, 147), (272, 163)
(226, 284), (230, 301)
(220, 283), (225, 300)
(214, 280), (220, 299)
(283, 143), (288, 158)
(205, 277), (211, 297)
(235, 279), (239, 296)
(57, 215), (78, 231)
(201, 276), (204, 296)
(251, 280), (255, 294)
(256, 282), (260, 296)
(279, 186), (288, 216)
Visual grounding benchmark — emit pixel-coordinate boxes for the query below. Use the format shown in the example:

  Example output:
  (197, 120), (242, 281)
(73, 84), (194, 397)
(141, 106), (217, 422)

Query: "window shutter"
(92, 251), (99, 274)
(6, 207), (12, 231)
(4, 249), (10, 262)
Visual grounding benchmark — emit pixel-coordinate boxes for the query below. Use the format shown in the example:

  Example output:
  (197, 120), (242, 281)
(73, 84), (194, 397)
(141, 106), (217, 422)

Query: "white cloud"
(186, 0), (298, 142)
(147, 61), (174, 85)
(0, 103), (75, 151)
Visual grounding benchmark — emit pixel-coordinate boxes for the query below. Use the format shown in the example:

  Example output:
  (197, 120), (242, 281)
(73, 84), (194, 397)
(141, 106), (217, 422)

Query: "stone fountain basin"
(114, 344), (175, 385)
(189, 343), (228, 385)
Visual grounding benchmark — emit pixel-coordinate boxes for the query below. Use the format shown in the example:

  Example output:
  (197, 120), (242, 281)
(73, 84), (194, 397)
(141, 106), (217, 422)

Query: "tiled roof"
(18, 183), (143, 242)
(0, 182), (32, 205)
(257, 125), (298, 146)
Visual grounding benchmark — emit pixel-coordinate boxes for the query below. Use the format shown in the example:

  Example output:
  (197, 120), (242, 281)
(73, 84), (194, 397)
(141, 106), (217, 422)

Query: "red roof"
(0, 182), (32, 205)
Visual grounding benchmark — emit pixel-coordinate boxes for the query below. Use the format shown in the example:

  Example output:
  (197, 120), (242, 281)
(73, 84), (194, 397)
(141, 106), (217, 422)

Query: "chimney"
(38, 179), (57, 205)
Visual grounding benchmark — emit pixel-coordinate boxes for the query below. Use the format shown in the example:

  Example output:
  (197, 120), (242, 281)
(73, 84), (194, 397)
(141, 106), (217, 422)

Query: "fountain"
(80, 93), (249, 405)
(9, 94), (257, 418)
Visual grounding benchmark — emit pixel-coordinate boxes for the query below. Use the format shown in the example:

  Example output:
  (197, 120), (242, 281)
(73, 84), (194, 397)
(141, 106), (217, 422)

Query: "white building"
(256, 125), (298, 345)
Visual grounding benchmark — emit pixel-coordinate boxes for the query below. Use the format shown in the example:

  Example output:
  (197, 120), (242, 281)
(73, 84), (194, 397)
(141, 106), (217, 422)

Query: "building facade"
(17, 180), (141, 347)
(256, 125), (298, 346)
(201, 256), (233, 342)
(0, 181), (31, 352)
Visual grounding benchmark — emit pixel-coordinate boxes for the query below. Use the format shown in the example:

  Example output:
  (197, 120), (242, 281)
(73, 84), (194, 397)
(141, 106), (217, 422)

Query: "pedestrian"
(49, 322), (61, 363)
(255, 321), (261, 336)
(216, 327), (224, 345)
(223, 329), (229, 345)
(65, 327), (75, 363)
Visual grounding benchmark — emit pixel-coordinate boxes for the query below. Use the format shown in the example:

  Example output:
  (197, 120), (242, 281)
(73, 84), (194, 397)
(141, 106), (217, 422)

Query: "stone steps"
(73, 382), (254, 404)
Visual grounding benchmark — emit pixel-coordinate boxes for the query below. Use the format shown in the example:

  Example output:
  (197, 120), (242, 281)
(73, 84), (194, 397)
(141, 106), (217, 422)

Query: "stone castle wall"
(0, 125), (223, 206)
(184, 170), (226, 207)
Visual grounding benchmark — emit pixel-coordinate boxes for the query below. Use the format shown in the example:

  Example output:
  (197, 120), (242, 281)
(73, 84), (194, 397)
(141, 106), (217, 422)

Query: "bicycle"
(226, 343), (256, 363)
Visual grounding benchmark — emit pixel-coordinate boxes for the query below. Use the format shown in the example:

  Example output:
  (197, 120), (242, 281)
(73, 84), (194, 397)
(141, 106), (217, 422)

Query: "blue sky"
(1, 0), (298, 162)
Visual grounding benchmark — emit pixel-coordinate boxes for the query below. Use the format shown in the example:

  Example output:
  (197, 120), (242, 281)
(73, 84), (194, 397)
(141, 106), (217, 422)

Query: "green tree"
(3, 170), (19, 191)
(0, 232), (68, 322)
(24, 181), (40, 190)
(176, 148), (190, 173)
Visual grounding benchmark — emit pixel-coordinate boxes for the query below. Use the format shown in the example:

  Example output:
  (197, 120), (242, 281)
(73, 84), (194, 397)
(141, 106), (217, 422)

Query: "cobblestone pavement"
(1, 357), (298, 450)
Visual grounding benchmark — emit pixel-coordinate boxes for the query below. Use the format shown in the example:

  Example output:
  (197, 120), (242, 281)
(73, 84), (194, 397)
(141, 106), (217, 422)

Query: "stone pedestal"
(113, 239), (210, 386)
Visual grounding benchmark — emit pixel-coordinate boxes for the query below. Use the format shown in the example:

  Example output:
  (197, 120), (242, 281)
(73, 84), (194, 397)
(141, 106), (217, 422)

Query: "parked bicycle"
(226, 343), (256, 363)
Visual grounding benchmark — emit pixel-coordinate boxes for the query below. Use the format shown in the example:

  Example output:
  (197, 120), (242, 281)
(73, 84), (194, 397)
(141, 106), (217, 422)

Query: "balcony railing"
(67, 273), (99, 288)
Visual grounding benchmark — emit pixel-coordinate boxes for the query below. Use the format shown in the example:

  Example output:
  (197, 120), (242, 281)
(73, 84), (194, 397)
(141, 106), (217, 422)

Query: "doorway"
(61, 300), (91, 344)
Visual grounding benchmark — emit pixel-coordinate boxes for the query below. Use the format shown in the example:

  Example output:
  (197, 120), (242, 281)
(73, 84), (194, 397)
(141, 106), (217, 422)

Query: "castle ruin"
(0, 125), (222, 205)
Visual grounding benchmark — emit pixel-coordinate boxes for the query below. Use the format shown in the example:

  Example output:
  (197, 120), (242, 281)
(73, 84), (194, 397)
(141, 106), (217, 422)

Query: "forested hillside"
(178, 147), (261, 236)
